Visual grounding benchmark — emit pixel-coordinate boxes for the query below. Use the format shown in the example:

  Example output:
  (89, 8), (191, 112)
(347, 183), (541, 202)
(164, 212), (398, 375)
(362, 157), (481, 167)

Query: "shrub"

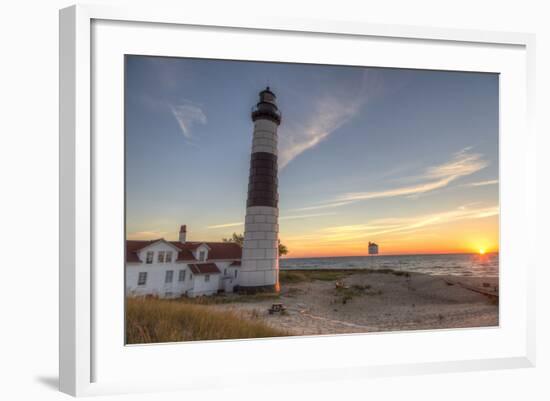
(280, 270), (351, 283)
(308, 271), (350, 281)
(279, 271), (310, 284)
(352, 284), (372, 291)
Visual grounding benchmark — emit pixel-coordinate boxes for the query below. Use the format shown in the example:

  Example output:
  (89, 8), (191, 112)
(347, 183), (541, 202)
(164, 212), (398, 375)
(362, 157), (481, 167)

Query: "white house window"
(199, 250), (206, 261)
(137, 272), (147, 286)
(165, 291), (173, 298)
(178, 269), (186, 282)
(235, 270), (238, 278)
(224, 269), (227, 275)
(204, 274), (210, 282)
(165, 270), (173, 283)
(157, 251), (165, 263)
(145, 251), (154, 264)
(165, 251), (173, 263)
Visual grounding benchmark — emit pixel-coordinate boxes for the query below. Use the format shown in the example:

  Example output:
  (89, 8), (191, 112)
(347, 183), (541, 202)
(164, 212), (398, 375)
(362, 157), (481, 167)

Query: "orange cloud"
(281, 204), (499, 258)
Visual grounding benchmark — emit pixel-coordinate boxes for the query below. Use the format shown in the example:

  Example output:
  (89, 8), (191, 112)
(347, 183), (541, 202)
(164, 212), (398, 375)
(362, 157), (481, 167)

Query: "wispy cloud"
(169, 99), (207, 139)
(339, 148), (488, 202)
(291, 201), (354, 212)
(207, 222), (244, 229)
(324, 205), (498, 237)
(291, 148), (489, 212)
(207, 212), (337, 229)
(464, 179), (499, 187)
(281, 212), (338, 221)
(285, 204), (498, 244)
(278, 97), (362, 168)
(278, 71), (376, 169)
(127, 230), (170, 240)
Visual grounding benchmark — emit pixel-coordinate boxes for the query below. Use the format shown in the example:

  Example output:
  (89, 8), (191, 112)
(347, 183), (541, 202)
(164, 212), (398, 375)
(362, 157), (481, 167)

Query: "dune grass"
(279, 270), (351, 284)
(280, 268), (410, 285)
(177, 292), (281, 305)
(126, 297), (288, 344)
(279, 271), (310, 284)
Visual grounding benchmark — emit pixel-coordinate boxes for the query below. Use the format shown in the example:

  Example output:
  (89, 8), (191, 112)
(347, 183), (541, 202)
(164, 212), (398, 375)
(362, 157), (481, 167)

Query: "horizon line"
(281, 251), (499, 259)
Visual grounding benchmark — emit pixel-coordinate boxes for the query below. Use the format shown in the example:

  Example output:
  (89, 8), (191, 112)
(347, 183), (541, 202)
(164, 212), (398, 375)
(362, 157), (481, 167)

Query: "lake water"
(280, 253), (499, 277)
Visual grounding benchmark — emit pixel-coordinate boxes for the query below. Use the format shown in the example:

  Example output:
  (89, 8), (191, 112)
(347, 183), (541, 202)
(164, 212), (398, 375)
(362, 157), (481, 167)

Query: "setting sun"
(479, 248), (486, 255)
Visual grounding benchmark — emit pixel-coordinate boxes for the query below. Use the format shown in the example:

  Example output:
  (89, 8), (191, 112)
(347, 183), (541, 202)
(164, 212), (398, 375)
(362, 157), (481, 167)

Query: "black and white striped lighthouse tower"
(240, 87), (282, 292)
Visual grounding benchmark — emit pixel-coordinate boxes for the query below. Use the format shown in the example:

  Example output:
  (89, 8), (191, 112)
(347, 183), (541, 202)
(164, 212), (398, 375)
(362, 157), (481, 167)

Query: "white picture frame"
(59, 4), (536, 397)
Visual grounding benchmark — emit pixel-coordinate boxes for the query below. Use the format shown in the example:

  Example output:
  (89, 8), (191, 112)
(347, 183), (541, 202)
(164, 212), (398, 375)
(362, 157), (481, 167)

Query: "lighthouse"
(239, 87), (282, 292)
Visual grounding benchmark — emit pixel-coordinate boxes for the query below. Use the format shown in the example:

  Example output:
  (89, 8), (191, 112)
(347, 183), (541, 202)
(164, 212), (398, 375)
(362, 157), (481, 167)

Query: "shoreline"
(280, 251), (499, 260)
(279, 267), (499, 279)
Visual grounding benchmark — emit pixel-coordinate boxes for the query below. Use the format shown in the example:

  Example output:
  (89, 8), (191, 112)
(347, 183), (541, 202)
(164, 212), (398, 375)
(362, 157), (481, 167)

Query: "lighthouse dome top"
(259, 86), (276, 103)
(252, 86), (281, 125)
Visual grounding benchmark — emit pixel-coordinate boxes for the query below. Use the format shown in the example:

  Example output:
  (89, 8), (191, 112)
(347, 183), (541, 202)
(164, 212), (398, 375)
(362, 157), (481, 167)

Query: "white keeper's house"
(126, 225), (242, 298)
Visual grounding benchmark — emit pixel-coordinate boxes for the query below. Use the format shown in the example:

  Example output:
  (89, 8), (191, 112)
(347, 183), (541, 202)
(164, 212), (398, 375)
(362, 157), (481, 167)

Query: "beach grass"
(335, 283), (383, 304)
(126, 297), (288, 344)
(279, 268), (410, 284)
(176, 292), (280, 305)
(280, 270), (350, 284)
(279, 271), (310, 283)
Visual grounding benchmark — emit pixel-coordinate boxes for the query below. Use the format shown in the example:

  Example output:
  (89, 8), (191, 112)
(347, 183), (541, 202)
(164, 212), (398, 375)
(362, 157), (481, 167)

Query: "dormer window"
(146, 251), (154, 264)
(199, 250), (207, 261)
(165, 251), (172, 263)
(157, 251), (165, 263)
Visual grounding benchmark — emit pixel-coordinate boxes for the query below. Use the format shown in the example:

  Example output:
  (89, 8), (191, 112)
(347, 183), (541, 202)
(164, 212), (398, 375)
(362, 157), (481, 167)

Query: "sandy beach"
(211, 270), (499, 335)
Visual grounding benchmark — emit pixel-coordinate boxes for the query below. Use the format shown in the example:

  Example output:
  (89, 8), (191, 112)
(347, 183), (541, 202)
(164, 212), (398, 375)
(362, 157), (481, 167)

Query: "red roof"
(188, 263), (220, 275)
(126, 240), (157, 263)
(125, 240), (241, 263)
(169, 241), (241, 261)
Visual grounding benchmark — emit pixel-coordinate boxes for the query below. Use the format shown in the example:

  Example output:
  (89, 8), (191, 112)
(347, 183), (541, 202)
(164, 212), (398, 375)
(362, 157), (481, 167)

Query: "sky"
(125, 56), (499, 257)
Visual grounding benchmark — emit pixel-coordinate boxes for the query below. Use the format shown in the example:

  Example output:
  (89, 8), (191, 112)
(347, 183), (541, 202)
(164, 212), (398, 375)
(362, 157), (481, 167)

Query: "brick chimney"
(179, 225), (187, 243)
